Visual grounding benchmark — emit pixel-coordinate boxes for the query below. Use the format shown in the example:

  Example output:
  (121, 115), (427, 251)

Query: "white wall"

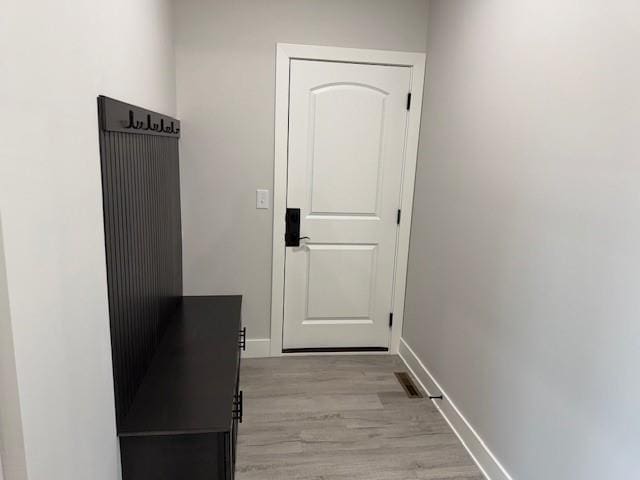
(403, 1), (640, 479)
(173, 0), (430, 341)
(0, 2), (176, 479)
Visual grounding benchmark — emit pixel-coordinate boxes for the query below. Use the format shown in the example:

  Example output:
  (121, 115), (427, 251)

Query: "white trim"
(398, 338), (514, 480)
(242, 338), (272, 359)
(270, 43), (426, 356)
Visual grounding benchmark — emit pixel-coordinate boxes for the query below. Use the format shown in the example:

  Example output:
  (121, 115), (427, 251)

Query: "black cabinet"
(118, 296), (243, 480)
(98, 98), (243, 478)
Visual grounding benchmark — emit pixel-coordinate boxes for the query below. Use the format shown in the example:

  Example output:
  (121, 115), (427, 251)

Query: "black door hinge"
(397, 209), (401, 225)
(389, 313), (394, 327)
(406, 92), (412, 110)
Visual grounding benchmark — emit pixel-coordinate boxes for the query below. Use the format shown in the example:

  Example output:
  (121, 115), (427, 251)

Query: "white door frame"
(270, 43), (426, 357)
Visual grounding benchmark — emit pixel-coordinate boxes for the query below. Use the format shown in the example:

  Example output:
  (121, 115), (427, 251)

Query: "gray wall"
(173, 0), (429, 339)
(0, 215), (27, 480)
(0, 1), (176, 479)
(403, 1), (640, 478)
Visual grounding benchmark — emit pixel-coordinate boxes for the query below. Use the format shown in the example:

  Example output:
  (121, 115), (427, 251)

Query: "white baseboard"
(398, 338), (513, 480)
(242, 338), (271, 358)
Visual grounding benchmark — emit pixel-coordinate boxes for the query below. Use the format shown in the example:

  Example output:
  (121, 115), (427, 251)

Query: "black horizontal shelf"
(99, 95), (181, 138)
(119, 295), (242, 437)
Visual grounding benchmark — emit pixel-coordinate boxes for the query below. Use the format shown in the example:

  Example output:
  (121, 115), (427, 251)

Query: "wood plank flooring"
(236, 355), (484, 480)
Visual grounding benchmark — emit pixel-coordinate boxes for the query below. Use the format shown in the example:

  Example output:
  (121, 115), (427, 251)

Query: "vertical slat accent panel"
(99, 116), (182, 428)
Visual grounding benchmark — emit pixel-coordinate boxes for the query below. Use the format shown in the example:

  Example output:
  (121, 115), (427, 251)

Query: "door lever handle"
(285, 208), (311, 246)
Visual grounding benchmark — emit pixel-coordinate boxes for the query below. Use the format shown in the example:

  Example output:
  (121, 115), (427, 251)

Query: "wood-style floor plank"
(236, 355), (484, 480)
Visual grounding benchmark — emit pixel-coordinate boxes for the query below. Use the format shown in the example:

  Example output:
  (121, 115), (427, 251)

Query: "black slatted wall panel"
(98, 97), (182, 428)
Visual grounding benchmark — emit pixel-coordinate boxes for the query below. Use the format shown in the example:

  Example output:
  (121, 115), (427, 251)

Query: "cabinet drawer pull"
(232, 390), (243, 423)
(238, 327), (247, 351)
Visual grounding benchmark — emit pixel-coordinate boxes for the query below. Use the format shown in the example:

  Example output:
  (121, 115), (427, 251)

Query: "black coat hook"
(124, 110), (135, 129)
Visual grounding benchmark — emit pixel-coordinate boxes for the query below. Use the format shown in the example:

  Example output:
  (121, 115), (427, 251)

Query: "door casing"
(270, 43), (426, 356)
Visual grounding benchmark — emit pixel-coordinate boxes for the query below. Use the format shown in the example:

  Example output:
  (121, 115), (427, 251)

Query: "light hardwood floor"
(236, 355), (484, 480)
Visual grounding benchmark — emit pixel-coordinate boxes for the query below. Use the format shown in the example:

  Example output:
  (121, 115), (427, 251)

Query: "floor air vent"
(394, 372), (423, 398)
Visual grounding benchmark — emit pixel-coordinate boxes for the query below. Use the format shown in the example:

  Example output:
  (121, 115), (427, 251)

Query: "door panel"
(306, 244), (377, 320)
(309, 84), (386, 215)
(283, 60), (411, 350)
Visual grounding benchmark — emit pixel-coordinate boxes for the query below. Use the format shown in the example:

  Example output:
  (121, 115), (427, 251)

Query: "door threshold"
(282, 347), (389, 354)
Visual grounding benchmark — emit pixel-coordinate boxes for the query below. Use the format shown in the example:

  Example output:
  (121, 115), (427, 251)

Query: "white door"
(282, 59), (411, 351)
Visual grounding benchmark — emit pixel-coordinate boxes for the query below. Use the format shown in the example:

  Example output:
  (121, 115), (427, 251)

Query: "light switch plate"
(256, 189), (270, 209)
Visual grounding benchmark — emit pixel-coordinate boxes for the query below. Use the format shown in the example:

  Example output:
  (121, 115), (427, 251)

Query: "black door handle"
(285, 208), (301, 246)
